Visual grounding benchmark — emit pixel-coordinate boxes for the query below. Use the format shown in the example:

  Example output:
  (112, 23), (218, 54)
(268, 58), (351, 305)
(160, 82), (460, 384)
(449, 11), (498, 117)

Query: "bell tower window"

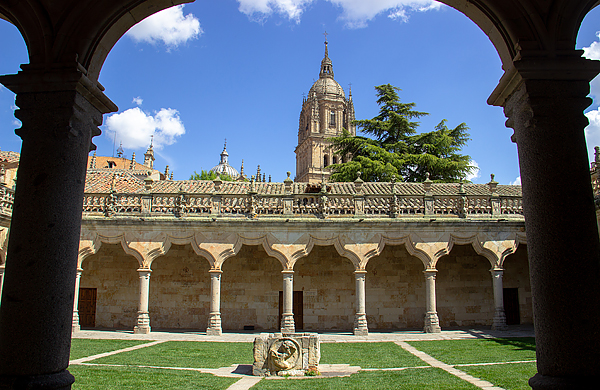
(329, 110), (336, 127)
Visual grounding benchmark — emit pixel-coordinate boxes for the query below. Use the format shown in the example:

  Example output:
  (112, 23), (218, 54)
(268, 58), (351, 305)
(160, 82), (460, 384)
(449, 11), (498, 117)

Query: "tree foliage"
(189, 169), (234, 181)
(329, 84), (474, 182)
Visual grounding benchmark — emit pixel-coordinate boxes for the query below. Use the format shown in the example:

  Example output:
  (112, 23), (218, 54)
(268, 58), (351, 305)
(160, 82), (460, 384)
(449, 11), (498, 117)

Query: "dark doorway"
(78, 288), (97, 328)
(278, 291), (303, 330)
(503, 288), (520, 325)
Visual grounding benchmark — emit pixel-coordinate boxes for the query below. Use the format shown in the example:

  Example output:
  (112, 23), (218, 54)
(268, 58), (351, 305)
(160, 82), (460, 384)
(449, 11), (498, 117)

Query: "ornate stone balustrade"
(0, 186), (14, 217)
(80, 174), (523, 220)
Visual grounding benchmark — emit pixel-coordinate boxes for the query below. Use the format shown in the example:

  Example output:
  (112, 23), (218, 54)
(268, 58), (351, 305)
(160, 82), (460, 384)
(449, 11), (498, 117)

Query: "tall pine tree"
(329, 84), (474, 182)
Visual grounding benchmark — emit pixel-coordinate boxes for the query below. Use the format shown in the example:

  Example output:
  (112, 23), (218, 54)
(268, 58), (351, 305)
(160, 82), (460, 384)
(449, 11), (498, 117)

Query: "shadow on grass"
(489, 337), (535, 352)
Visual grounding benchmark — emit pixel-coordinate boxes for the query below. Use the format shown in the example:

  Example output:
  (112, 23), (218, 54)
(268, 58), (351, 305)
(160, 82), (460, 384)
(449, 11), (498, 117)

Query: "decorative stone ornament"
(253, 333), (320, 376)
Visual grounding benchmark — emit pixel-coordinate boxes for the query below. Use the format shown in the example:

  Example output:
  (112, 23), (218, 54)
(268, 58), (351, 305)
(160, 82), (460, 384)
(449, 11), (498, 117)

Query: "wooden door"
(503, 288), (520, 325)
(78, 288), (97, 328)
(278, 291), (303, 330)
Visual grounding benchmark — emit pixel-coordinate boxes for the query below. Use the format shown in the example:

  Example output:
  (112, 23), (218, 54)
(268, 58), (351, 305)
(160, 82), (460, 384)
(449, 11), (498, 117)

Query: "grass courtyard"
(68, 337), (537, 389)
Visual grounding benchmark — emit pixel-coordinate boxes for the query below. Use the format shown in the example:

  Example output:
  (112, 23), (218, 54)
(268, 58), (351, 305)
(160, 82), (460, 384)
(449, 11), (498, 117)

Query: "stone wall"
(366, 246), (426, 329)
(436, 245), (494, 327)
(221, 245), (283, 331)
(80, 243), (139, 329)
(149, 244), (211, 329)
(295, 245), (356, 331)
(503, 245), (533, 324)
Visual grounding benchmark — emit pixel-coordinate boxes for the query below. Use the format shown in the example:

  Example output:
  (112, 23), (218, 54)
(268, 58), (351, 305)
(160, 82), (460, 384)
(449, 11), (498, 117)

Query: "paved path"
(72, 326), (534, 343)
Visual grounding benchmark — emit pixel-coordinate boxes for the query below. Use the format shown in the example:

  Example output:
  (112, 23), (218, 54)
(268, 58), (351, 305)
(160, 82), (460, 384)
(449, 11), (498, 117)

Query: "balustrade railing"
(79, 186), (523, 220)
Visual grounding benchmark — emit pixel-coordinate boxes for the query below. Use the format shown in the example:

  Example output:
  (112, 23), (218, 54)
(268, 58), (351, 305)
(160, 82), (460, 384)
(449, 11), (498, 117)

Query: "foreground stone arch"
(0, 1), (599, 389)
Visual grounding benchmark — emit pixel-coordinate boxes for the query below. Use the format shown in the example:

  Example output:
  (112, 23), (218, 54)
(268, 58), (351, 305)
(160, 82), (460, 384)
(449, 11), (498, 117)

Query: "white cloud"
(127, 5), (202, 48)
(105, 107), (185, 150)
(237, 0), (440, 27)
(510, 176), (521, 186)
(465, 159), (480, 181)
(132, 96), (143, 106)
(328, 0), (441, 28)
(237, 0), (314, 22)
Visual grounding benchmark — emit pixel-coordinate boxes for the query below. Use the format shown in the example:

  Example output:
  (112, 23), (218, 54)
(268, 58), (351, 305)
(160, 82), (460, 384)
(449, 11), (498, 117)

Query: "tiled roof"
(0, 151), (20, 164)
(84, 173), (522, 197)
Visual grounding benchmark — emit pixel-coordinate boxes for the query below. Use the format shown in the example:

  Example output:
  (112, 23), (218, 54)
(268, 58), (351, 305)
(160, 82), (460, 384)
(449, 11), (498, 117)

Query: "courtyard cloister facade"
(1, 1), (600, 389)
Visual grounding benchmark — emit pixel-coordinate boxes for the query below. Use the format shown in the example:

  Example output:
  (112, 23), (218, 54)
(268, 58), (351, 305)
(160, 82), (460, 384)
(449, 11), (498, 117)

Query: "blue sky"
(1, 0), (600, 184)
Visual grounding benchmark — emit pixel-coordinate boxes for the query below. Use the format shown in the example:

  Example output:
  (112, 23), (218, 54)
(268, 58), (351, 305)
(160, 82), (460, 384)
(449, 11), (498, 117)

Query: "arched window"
(333, 156), (338, 164)
(324, 155), (329, 167)
(330, 110), (336, 127)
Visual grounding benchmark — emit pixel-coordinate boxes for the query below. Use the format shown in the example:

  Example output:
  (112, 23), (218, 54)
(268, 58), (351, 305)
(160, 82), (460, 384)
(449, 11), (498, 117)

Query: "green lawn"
(461, 362), (537, 390)
(66, 337), (536, 390)
(69, 365), (237, 390)
(251, 368), (478, 389)
(70, 339), (151, 360)
(88, 341), (253, 368)
(321, 342), (428, 368)
(407, 338), (536, 365)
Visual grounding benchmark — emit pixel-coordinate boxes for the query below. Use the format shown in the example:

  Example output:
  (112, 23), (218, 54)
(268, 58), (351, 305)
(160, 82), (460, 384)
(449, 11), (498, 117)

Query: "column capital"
(489, 52), (600, 107)
(281, 270), (294, 275)
(209, 269), (223, 274)
(136, 268), (152, 274)
(423, 268), (438, 275)
(0, 63), (117, 114)
(353, 270), (367, 275)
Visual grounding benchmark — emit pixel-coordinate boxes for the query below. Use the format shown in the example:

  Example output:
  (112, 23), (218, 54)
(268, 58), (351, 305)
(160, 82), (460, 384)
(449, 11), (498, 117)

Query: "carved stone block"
(252, 333), (320, 376)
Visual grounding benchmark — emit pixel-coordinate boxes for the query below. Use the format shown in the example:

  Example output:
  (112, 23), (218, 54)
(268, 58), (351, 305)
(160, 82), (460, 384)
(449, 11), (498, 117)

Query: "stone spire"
(130, 152), (136, 169)
(319, 32), (334, 79)
(89, 152), (97, 169)
(144, 136), (155, 169)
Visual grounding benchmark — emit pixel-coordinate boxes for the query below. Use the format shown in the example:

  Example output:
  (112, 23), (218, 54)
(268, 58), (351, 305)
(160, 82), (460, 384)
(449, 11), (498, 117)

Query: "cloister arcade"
(0, 0), (599, 389)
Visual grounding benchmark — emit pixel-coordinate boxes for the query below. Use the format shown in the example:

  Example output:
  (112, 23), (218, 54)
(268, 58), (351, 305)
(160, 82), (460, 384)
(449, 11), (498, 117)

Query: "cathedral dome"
(209, 143), (239, 179)
(309, 77), (345, 100)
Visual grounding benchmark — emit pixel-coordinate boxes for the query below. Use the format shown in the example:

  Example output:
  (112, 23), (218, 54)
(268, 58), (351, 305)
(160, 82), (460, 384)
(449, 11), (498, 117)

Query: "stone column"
(207, 270), (222, 336)
(0, 66), (116, 389)
(490, 268), (507, 331)
(495, 54), (600, 388)
(423, 269), (441, 333)
(133, 269), (152, 334)
(0, 265), (5, 305)
(281, 270), (295, 333)
(353, 270), (368, 336)
(72, 269), (83, 333)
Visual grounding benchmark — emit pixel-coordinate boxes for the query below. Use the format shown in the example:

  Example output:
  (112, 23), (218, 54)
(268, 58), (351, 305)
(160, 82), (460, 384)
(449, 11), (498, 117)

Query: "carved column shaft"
(72, 269), (83, 333)
(207, 270), (222, 336)
(501, 59), (600, 388)
(133, 269), (152, 334)
(490, 269), (507, 331)
(0, 66), (116, 389)
(423, 269), (441, 333)
(353, 271), (368, 336)
(281, 271), (295, 333)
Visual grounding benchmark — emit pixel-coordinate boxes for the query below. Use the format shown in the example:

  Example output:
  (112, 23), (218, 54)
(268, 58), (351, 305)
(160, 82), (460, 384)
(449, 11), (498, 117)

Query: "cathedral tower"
(295, 36), (356, 183)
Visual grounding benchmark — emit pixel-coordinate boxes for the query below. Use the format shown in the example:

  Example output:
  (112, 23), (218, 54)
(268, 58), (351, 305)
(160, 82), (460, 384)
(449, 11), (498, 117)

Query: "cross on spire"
(323, 31), (329, 43)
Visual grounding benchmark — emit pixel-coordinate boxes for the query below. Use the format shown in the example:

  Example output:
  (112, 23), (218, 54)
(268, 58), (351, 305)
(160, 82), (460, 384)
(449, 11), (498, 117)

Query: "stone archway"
(1, 1), (600, 389)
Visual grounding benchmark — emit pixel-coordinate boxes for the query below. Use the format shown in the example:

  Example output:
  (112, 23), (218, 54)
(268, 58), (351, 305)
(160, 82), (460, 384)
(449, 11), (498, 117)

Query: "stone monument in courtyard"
(252, 333), (320, 376)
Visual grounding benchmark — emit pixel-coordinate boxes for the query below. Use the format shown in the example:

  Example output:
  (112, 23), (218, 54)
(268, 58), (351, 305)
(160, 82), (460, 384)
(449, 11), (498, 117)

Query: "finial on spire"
(116, 142), (124, 158)
(224, 138), (227, 151)
(150, 135), (154, 148)
(323, 31), (329, 58)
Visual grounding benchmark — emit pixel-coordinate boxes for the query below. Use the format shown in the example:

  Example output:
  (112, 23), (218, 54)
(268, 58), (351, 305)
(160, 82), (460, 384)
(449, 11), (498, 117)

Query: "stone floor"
(72, 325), (535, 342)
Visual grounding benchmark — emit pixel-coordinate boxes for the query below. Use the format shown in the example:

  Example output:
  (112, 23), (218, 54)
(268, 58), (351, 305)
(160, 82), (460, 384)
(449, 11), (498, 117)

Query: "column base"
(72, 312), (80, 333)
(529, 373), (599, 389)
(492, 309), (507, 331)
(0, 370), (75, 389)
(133, 312), (151, 334)
(424, 311), (441, 333)
(280, 314), (295, 333)
(353, 313), (368, 336)
(206, 327), (222, 336)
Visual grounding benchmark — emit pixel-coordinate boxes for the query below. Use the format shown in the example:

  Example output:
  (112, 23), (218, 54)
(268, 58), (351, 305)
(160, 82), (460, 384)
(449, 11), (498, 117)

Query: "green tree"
(329, 84), (474, 182)
(189, 169), (234, 181)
